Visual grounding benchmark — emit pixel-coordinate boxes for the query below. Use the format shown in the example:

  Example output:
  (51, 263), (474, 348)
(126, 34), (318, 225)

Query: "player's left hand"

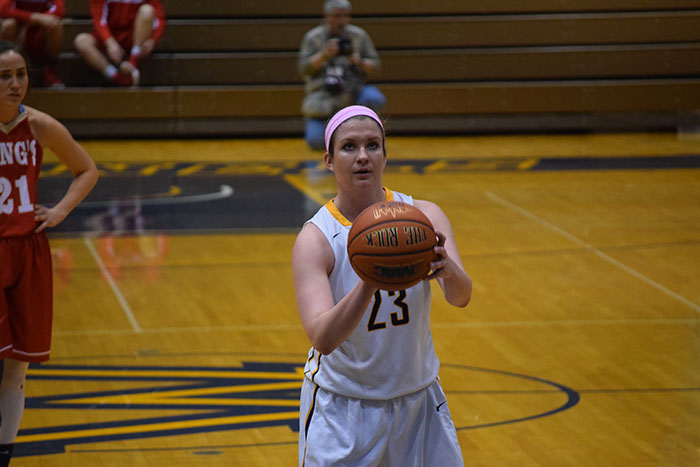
(427, 230), (449, 280)
(34, 204), (66, 233)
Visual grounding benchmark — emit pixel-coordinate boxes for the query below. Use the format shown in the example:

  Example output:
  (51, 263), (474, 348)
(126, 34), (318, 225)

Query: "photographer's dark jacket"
(297, 23), (381, 117)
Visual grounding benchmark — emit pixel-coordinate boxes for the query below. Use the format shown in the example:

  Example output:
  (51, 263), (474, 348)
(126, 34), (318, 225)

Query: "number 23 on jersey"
(368, 289), (410, 331)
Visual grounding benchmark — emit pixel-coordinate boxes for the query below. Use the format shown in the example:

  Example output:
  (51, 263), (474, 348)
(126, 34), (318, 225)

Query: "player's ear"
(324, 152), (335, 171)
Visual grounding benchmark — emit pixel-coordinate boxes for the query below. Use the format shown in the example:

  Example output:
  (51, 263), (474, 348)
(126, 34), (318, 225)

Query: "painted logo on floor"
(19, 361), (580, 458)
(19, 362), (303, 457)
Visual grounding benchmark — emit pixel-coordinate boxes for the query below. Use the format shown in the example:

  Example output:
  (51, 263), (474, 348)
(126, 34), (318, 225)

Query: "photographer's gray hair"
(324, 0), (351, 13)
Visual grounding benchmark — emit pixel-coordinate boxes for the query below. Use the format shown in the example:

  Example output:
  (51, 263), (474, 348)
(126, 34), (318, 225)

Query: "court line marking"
(431, 318), (698, 328)
(51, 317), (698, 337)
(282, 174), (327, 206)
(448, 387), (700, 395)
(484, 191), (700, 314)
(77, 184), (233, 208)
(67, 440), (297, 454)
(82, 237), (143, 333)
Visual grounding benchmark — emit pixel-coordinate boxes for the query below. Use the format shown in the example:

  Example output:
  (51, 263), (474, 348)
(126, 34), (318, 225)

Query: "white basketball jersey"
(303, 189), (440, 400)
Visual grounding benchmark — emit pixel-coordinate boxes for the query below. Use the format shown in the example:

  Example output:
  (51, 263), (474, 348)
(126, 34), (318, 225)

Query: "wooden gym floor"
(13, 132), (700, 466)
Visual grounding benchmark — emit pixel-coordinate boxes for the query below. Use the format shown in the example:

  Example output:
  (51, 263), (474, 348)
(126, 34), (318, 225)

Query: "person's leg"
(420, 380), (464, 466)
(384, 381), (464, 467)
(74, 32), (136, 86)
(74, 32), (111, 74)
(305, 117), (327, 150)
(41, 18), (65, 88)
(0, 358), (30, 467)
(116, 5), (155, 84)
(127, 3), (156, 67)
(301, 382), (388, 467)
(43, 17), (63, 62)
(0, 19), (19, 41)
(355, 85), (386, 113)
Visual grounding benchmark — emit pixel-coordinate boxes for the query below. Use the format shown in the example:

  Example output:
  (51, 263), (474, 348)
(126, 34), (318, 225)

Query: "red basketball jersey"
(0, 0), (64, 20)
(0, 109), (43, 237)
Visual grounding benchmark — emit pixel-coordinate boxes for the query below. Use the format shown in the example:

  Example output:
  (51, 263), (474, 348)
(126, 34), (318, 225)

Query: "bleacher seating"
(23, 0), (700, 138)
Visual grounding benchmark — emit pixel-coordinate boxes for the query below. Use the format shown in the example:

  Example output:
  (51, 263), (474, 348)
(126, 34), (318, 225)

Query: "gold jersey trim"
(324, 187), (395, 226)
(0, 108), (28, 135)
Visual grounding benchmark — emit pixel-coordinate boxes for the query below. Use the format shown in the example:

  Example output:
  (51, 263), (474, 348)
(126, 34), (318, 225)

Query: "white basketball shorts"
(299, 377), (464, 466)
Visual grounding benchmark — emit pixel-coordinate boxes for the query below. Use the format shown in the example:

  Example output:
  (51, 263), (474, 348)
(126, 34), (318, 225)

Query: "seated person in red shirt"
(74, 0), (165, 86)
(0, 0), (65, 88)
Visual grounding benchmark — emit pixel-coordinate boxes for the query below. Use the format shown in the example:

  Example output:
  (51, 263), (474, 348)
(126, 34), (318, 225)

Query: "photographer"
(297, 0), (385, 149)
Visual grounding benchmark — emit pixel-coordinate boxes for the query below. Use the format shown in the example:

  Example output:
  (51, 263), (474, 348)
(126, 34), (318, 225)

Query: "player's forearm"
(53, 167), (98, 218)
(440, 260), (472, 308)
(308, 281), (376, 355)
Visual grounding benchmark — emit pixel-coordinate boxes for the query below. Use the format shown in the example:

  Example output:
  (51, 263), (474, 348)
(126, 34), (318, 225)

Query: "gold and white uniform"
(298, 189), (464, 466)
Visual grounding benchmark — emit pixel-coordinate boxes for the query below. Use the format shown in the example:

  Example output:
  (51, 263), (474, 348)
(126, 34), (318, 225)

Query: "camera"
(323, 64), (345, 94)
(337, 34), (353, 56)
(324, 75), (344, 94)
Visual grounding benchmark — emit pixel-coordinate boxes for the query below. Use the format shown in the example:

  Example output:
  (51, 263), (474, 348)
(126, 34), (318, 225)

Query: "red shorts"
(0, 232), (53, 362)
(93, 27), (134, 52)
(23, 25), (50, 58)
(10, 11), (60, 58)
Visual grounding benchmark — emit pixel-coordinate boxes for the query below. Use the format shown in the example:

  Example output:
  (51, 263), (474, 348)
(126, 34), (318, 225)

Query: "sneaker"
(116, 61), (140, 87)
(42, 65), (65, 89)
(112, 68), (140, 87)
(130, 67), (140, 86)
(128, 52), (141, 68)
(112, 71), (133, 86)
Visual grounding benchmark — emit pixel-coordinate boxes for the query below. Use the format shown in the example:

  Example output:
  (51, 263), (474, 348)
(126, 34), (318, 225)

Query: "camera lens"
(338, 36), (352, 55)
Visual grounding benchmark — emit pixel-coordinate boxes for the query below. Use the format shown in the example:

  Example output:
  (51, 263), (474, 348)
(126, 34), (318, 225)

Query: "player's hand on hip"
(34, 205), (66, 233)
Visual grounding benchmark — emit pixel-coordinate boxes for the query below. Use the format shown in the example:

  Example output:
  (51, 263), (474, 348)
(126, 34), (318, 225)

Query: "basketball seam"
(349, 247), (435, 260)
(347, 220), (435, 245)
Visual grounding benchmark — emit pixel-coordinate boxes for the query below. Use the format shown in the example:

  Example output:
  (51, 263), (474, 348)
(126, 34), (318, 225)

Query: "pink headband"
(324, 105), (384, 152)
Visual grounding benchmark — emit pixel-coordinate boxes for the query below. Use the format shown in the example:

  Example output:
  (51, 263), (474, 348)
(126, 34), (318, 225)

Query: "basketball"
(347, 201), (437, 291)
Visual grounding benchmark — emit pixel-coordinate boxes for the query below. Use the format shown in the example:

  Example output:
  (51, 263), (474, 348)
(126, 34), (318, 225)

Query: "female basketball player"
(0, 40), (98, 465)
(292, 105), (472, 466)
